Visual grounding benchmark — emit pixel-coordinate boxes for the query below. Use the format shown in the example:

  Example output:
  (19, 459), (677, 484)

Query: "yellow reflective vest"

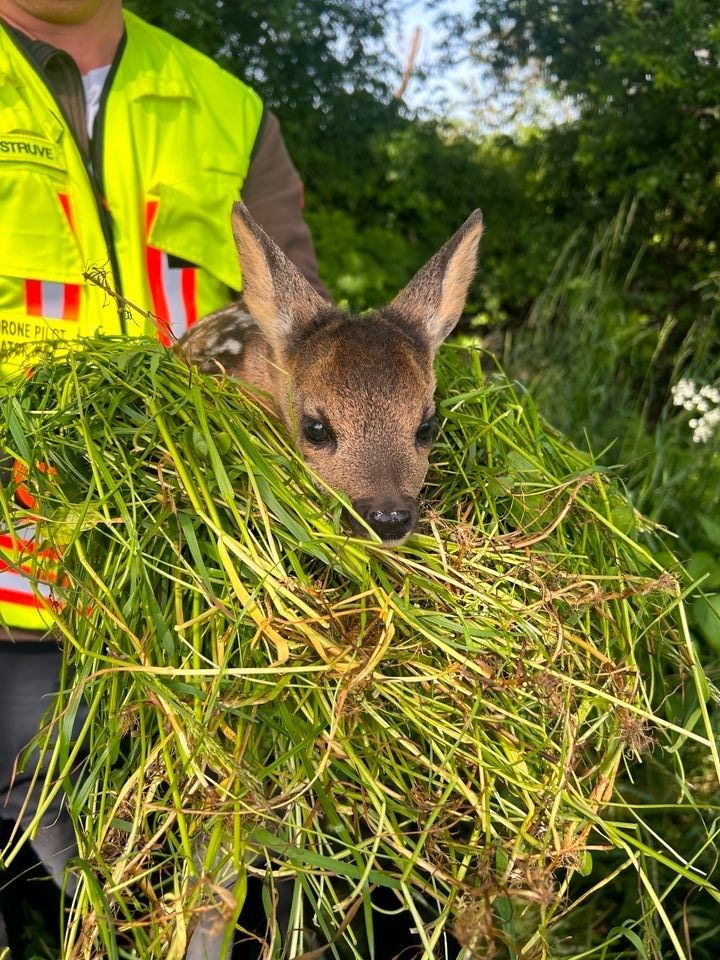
(0, 10), (264, 630)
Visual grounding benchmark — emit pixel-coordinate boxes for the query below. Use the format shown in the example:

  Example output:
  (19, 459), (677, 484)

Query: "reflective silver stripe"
(7, 520), (38, 540)
(0, 521), (40, 547)
(162, 254), (188, 340)
(41, 281), (65, 320)
(0, 568), (53, 599)
(0, 522), (55, 600)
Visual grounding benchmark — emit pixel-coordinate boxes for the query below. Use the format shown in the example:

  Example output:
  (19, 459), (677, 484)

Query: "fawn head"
(179, 203), (483, 544)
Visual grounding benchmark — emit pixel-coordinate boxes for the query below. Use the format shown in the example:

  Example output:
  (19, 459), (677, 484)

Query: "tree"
(127, 1), (394, 108)
(461, 0), (720, 299)
(127, 0), (530, 315)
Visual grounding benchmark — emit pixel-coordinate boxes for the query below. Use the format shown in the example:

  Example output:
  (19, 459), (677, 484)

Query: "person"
(0, 1), (328, 954)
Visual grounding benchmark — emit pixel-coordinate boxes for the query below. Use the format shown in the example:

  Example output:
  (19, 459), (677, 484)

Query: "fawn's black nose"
(347, 497), (418, 543)
(365, 506), (414, 542)
(368, 508), (411, 534)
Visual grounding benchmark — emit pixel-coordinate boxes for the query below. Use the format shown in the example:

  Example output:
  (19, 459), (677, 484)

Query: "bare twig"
(394, 26), (421, 101)
(83, 267), (164, 331)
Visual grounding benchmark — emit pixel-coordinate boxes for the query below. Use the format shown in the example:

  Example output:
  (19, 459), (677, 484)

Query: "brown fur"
(176, 203), (483, 543)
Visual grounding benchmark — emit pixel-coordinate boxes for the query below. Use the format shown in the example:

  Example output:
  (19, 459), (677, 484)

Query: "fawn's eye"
(415, 416), (436, 445)
(303, 417), (332, 445)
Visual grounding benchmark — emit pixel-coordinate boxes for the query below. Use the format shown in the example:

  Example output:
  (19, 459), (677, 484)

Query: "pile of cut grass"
(0, 336), (717, 959)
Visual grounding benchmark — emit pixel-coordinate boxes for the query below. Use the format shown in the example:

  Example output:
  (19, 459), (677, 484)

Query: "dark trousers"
(0, 642), (81, 951)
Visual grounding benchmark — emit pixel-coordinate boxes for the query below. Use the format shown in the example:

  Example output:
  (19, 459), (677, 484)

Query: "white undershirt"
(81, 65), (112, 139)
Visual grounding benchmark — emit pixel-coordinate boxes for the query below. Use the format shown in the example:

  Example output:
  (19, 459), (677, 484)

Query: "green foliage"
(4, 337), (718, 959)
(125, 0), (574, 316)
(468, 0), (720, 684)
(126, 0), (394, 113)
(303, 119), (582, 317)
(503, 206), (720, 663)
(500, 206), (720, 960)
(122, 0), (720, 340)
(464, 0), (720, 322)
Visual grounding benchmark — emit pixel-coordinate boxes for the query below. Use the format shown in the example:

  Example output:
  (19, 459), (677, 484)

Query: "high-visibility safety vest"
(0, 10), (264, 630)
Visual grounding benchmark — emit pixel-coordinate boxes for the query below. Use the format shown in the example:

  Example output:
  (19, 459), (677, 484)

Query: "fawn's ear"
(232, 202), (328, 354)
(389, 210), (483, 351)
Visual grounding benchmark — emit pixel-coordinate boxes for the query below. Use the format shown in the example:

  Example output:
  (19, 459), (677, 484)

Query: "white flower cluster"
(671, 378), (720, 443)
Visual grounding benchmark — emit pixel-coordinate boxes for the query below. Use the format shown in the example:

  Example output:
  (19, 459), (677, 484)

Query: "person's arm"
(242, 110), (332, 302)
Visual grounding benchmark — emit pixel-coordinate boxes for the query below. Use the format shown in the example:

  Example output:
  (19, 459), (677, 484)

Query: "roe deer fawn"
(178, 203), (483, 543)
(178, 204), (482, 957)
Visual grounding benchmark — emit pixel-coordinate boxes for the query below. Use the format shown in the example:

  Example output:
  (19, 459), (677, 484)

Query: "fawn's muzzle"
(349, 497), (418, 543)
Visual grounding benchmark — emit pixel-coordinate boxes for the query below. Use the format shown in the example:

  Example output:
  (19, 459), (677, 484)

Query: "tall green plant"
(504, 205), (720, 651)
